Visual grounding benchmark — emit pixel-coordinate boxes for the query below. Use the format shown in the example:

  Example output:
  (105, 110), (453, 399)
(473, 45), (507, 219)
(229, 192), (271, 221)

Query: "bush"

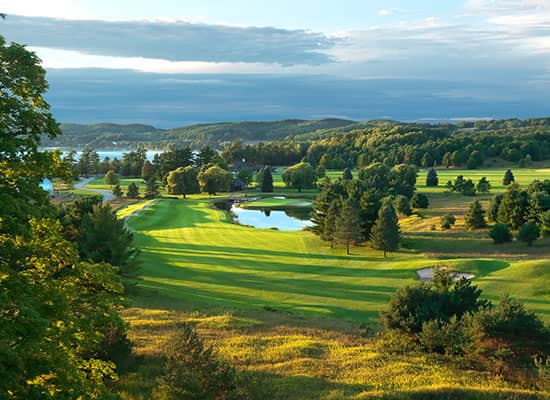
(440, 214), (456, 230)
(426, 168), (438, 187)
(153, 323), (246, 400)
(489, 223), (513, 244)
(411, 193), (429, 209)
(517, 222), (540, 246)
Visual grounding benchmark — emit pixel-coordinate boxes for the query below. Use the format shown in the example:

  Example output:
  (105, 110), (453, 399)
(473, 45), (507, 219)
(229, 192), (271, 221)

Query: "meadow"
(111, 168), (550, 399)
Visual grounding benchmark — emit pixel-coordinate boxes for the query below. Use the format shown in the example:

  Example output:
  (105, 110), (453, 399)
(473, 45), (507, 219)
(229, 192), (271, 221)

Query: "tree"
(517, 222), (540, 246)
(104, 169), (119, 186)
(165, 166), (199, 199)
(112, 183), (123, 198)
(342, 167), (353, 180)
(141, 160), (155, 181)
(440, 214), (456, 230)
(487, 194), (503, 222)
(237, 168), (253, 188)
(497, 185), (529, 230)
(334, 200), (364, 255)
(411, 193), (429, 209)
(503, 169), (515, 185)
(260, 167), (274, 192)
(197, 165), (232, 195)
(389, 164), (418, 198)
(127, 182), (140, 198)
(466, 150), (484, 169)
(477, 177), (491, 193)
(394, 195), (412, 216)
(370, 199), (401, 257)
(542, 210), (550, 236)
(153, 323), (243, 400)
(489, 223), (513, 244)
(322, 200), (340, 247)
(145, 177), (160, 199)
(282, 162), (316, 192)
(465, 200), (487, 230)
(426, 168), (438, 187)
(359, 162), (390, 191)
(79, 203), (137, 275)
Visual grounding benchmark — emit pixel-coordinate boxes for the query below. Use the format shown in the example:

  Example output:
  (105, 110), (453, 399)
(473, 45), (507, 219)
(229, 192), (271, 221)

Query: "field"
(111, 168), (550, 399)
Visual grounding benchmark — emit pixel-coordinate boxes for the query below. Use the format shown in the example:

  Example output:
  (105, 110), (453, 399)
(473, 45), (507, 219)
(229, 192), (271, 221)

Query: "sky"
(2, 0), (550, 127)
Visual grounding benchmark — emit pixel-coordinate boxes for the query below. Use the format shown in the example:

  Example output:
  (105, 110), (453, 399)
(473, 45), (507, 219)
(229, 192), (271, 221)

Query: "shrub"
(153, 323), (245, 400)
(411, 193), (429, 209)
(517, 222), (540, 246)
(489, 223), (513, 244)
(440, 214), (456, 230)
(503, 169), (515, 185)
(426, 168), (438, 187)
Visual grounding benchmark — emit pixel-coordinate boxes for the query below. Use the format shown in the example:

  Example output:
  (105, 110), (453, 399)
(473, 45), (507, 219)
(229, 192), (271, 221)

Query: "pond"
(231, 205), (313, 231)
(214, 199), (313, 231)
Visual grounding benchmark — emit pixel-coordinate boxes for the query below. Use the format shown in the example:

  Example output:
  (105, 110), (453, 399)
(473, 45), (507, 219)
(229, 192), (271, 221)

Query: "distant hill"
(42, 118), (356, 149)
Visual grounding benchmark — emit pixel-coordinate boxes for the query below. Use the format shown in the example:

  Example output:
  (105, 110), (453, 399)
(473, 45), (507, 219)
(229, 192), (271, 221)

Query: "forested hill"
(43, 118), (356, 149)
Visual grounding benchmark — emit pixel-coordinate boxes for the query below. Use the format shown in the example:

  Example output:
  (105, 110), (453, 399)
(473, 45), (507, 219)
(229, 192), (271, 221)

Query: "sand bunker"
(416, 267), (475, 282)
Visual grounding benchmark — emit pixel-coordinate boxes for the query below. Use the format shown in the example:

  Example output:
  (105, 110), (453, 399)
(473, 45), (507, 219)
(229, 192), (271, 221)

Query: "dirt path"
(75, 177), (115, 202)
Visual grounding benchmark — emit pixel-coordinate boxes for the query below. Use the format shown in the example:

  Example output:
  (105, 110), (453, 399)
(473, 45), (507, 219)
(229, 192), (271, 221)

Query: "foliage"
(448, 175), (476, 196)
(144, 177), (160, 199)
(503, 169), (515, 185)
(334, 199), (364, 255)
(79, 203), (137, 276)
(497, 185), (530, 230)
(464, 200), (487, 230)
(127, 182), (140, 199)
(426, 168), (438, 186)
(153, 323), (244, 400)
(282, 162), (316, 192)
(165, 166), (199, 199)
(260, 167), (273, 192)
(370, 198), (401, 257)
(394, 195), (412, 216)
(198, 165), (232, 195)
(236, 168), (253, 187)
(342, 167), (353, 180)
(517, 222), (540, 246)
(104, 170), (119, 186)
(489, 223), (513, 244)
(411, 193), (429, 209)
(477, 177), (491, 193)
(112, 183), (123, 198)
(141, 160), (155, 181)
(440, 214), (456, 230)
(487, 194), (503, 221)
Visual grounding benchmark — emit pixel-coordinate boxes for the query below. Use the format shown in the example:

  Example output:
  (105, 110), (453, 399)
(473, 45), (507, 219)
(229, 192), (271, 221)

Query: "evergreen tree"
(411, 193), (429, 209)
(322, 200), (340, 247)
(141, 160), (155, 181)
(477, 177), (491, 193)
(261, 167), (274, 192)
(334, 200), (364, 255)
(487, 194), (503, 222)
(394, 195), (412, 216)
(145, 177), (160, 199)
(426, 168), (439, 187)
(503, 169), (515, 185)
(104, 169), (119, 186)
(370, 199), (401, 257)
(342, 167), (353, 180)
(489, 223), (513, 244)
(112, 183), (123, 198)
(517, 222), (540, 246)
(497, 185), (529, 230)
(465, 200), (487, 230)
(127, 182), (139, 198)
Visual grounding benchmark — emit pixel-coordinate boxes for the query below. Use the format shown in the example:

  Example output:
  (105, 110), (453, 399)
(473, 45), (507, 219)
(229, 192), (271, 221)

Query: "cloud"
(378, 8), (405, 17)
(2, 15), (336, 65)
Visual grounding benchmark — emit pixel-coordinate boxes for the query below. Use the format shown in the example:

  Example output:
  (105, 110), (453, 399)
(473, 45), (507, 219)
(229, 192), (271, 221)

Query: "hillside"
(42, 118), (356, 149)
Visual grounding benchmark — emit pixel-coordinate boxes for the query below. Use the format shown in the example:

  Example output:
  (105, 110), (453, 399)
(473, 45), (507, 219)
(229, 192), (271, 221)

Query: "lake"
(230, 204), (313, 231)
(39, 148), (164, 161)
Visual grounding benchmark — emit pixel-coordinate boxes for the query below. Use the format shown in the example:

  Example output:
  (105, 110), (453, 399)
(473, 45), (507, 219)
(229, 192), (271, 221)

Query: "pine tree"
(127, 182), (139, 198)
(261, 167), (274, 192)
(503, 169), (515, 185)
(104, 169), (119, 186)
(322, 200), (340, 247)
(426, 168), (439, 187)
(477, 177), (491, 193)
(144, 177), (159, 199)
(370, 199), (401, 257)
(112, 183), (123, 198)
(342, 167), (353, 180)
(465, 200), (486, 230)
(334, 200), (363, 255)
(518, 222), (540, 246)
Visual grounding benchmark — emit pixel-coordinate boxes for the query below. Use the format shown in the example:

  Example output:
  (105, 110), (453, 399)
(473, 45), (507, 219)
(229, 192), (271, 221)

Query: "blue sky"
(2, 0), (550, 127)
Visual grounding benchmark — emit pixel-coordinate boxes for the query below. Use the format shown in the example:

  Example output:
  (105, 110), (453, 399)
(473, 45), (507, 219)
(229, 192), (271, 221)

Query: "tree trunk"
(383, 248), (387, 258)
(346, 240), (350, 255)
